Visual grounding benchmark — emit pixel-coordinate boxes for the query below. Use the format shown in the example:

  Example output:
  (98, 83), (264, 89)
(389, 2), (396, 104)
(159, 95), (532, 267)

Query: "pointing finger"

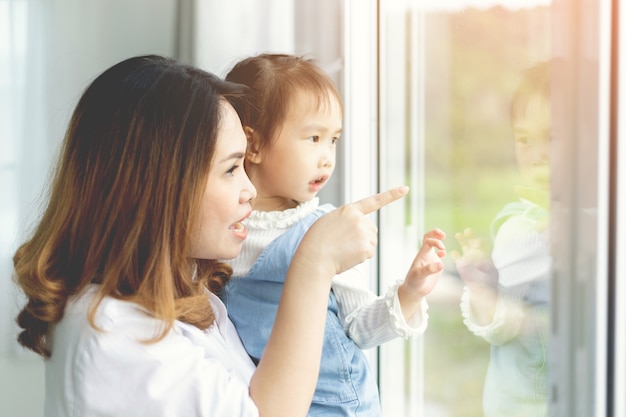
(349, 186), (409, 215)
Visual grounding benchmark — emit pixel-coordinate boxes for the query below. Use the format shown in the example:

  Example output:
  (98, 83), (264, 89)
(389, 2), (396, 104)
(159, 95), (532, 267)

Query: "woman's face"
(189, 101), (256, 260)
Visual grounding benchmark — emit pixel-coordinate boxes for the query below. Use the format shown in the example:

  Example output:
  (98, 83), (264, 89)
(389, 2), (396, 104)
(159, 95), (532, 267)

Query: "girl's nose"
(320, 151), (334, 168)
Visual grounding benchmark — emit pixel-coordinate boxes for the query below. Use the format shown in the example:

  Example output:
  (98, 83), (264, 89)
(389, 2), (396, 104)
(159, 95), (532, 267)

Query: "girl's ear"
(244, 126), (263, 164)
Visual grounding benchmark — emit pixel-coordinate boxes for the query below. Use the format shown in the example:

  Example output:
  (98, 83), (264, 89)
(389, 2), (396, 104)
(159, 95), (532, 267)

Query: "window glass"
(377, 1), (557, 416)
(376, 0), (614, 416)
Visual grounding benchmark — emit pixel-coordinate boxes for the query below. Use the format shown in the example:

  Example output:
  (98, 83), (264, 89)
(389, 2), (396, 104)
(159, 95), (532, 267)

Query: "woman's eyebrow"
(220, 152), (246, 162)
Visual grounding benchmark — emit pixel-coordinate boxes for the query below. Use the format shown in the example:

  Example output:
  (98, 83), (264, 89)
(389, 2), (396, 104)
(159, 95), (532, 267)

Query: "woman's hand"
(294, 186), (410, 279)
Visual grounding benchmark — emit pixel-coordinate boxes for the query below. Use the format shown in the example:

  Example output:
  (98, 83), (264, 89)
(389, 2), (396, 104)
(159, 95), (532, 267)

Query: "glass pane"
(424, 5), (552, 415)
(378, 0), (613, 415)
(378, 1), (558, 416)
(549, 0), (609, 414)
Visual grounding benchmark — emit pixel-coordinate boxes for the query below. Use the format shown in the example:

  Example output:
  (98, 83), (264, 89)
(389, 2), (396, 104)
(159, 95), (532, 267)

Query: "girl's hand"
(402, 228), (447, 297)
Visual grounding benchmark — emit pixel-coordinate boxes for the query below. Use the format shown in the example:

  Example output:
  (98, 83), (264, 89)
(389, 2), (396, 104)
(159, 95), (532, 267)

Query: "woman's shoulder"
(48, 287), (164, 379)
(47, 288), (259, 417)
(62, 285), (159, 335)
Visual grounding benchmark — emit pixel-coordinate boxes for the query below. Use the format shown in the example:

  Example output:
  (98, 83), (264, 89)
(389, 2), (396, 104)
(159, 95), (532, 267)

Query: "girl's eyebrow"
(220, 152), (246, 162)
(302, 124), (343, 134)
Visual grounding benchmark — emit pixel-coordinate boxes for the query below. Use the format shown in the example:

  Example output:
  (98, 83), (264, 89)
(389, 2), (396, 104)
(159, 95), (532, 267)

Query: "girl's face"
(189, 101), (256, 260)
(247, 89), (342, 212)
(512, 94), (551, 191)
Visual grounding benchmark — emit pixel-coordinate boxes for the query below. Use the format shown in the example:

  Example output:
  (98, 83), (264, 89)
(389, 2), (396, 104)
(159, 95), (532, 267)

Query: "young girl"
(224, 53), (447, 416)
(13, 54), (407, 417)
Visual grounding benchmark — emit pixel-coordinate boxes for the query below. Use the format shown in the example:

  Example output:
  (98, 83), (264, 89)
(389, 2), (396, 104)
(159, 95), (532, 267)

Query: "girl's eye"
(515, 136), (530, 146)
(308, 136), (320, 143)
(331, 137), (339, 145)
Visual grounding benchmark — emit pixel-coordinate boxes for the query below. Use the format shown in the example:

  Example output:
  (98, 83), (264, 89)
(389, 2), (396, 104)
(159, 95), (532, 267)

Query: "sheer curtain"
(1, 1), (179, 415)
(1, 0), (28, 358)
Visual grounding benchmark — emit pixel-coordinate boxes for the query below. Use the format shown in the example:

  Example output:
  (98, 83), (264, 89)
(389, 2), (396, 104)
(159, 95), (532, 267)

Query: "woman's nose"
(241, 175), (257, 203)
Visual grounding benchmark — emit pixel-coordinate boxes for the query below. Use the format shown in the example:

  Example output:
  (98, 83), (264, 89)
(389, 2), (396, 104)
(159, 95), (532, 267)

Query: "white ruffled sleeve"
(332, 267), (428, 349)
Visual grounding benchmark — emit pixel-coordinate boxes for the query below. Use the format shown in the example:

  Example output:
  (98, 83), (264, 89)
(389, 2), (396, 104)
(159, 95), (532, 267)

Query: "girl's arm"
(330, 229), (445, 349)
(332, 271), (427, 349)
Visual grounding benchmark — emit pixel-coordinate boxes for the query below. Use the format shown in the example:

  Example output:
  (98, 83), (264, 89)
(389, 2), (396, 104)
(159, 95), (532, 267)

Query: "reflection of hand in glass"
(452, 228), (499, 325)
(453, 228), (498, 287)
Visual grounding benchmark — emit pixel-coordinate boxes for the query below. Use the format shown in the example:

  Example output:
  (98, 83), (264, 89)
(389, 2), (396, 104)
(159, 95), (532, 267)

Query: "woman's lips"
(229, 211), (252, 240)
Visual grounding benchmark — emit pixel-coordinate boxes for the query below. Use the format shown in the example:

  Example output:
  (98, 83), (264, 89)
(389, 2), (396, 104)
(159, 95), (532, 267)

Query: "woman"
(13, 54), (407, 417)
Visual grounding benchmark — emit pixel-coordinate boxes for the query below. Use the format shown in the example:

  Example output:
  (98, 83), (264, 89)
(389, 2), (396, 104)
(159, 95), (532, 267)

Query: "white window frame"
(613, 0), (625, 415)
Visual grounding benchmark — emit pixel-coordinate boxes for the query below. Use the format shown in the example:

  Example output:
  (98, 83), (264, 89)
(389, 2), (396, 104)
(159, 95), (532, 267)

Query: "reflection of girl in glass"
(454, 61), (551, 417)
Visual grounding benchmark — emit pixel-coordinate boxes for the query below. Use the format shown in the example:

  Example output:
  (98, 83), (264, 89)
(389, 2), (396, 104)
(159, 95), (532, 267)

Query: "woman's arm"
(249, 186), (408, 417)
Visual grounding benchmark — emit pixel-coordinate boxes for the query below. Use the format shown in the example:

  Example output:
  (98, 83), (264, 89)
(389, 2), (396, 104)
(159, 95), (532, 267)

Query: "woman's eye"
(331, 137), (339, 145)
(226, 165), (239, 175)
(308, 136), (320, 143)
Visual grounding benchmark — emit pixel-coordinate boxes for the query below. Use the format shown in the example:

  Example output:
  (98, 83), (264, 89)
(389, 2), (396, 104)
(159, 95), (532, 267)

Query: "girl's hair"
(510, 61), (551, 123)
(14, 55), (249, 358)
(225, 53), (342, 154)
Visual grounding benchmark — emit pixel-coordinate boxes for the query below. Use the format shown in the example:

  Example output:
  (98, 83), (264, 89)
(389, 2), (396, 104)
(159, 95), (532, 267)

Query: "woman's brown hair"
(14, 55), (249, 358)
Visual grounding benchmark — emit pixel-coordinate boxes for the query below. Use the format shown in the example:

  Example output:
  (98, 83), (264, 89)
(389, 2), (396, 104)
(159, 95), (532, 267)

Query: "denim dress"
(224, 206), (382, 417)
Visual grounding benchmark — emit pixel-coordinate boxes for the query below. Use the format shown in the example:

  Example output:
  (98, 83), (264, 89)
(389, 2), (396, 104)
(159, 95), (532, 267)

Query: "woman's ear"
(244, 126), (263, 164)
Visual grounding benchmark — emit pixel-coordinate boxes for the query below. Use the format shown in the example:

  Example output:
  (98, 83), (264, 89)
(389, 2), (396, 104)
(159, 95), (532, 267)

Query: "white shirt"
(228, 198), (428, 349)
(45, 285), (259, 417)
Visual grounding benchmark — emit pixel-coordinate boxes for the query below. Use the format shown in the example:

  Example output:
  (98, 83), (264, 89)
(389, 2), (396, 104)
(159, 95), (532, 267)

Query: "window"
(343, 0), (618, 416)
(2, 1), (622, 416)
